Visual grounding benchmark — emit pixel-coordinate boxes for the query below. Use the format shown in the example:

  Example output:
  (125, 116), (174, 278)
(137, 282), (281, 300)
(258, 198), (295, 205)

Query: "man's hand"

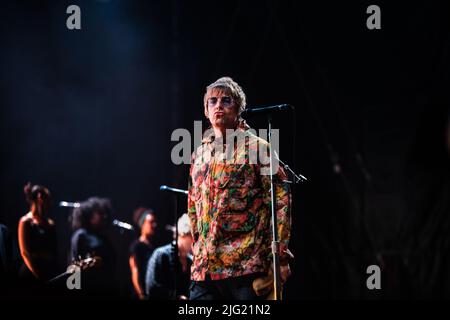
(280, 264), (291, 284)
(138, 292), (147, 300)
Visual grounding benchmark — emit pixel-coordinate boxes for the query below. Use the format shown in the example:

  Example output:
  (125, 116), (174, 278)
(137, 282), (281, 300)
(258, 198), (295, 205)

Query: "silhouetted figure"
(129, 207), (157, 299)
(70, 197), (117, 297)
(0, 223), (14, 297)
(146, 214), (192, 300)
(18, 183), (58, 284)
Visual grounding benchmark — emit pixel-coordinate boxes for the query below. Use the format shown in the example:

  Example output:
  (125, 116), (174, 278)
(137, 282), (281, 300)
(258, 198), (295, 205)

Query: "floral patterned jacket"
(187, 128), (291, 281)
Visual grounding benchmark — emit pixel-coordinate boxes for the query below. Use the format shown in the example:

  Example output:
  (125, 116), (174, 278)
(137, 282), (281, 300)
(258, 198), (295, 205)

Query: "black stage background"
(1, 0), (450, 299)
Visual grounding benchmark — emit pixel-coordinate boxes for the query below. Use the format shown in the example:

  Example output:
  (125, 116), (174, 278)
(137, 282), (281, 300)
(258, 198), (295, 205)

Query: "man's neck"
(139, 235), (151, 244)
(30, 206), (44, 222)
(212, 125), (239, 143)
(212, 126), (225, 140)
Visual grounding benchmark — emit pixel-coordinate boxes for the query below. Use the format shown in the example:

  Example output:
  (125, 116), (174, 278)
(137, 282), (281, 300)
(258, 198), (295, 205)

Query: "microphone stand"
(266, 115), (307, 300)
(173, 194), (179, 300)
(267, 115), (283, 300)
(159, 185), (188, 300)
(274, 151), (307, 184)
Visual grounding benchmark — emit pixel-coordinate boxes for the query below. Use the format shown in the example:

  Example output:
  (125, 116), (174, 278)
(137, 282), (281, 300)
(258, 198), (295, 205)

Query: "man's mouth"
(214, 112), (224, 116)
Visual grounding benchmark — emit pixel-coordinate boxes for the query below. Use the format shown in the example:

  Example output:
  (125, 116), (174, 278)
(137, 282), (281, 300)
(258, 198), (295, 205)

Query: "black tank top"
(19, 219), (58, 281)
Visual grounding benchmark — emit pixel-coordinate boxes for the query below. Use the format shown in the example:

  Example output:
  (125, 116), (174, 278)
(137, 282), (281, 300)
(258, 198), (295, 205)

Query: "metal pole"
(268, 116), (282, 300)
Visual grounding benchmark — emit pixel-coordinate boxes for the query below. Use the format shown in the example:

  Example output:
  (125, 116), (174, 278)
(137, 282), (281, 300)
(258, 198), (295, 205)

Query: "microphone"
(59, 201), (81, 208)
(165, 224), (176, 233)
(159, 185), (188, 195)
(112, 219), (134, 231)
(241, 104), (292, 118)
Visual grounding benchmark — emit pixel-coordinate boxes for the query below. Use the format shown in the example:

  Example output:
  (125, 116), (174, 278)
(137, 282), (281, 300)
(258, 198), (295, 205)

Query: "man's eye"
(208, 98), (217, 105)
(222, 97), (232, 104)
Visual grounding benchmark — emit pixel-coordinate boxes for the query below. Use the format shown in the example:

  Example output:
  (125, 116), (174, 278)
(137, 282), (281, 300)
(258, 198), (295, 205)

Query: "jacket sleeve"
(187, 151), (199, 241)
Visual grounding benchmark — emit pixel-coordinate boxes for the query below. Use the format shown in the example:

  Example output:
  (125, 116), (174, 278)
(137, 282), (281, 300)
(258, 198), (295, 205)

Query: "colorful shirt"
(187, 127), (291, 281)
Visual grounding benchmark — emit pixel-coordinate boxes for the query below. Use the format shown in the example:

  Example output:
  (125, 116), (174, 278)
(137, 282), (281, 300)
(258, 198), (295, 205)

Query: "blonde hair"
(177, 213), (191, 236)
(203, 77), (250, 130)
(203, 77), (247, 115)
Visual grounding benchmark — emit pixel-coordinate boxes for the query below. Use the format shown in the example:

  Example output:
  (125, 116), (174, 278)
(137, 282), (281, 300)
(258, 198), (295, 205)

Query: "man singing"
(187, 77), (292, 300)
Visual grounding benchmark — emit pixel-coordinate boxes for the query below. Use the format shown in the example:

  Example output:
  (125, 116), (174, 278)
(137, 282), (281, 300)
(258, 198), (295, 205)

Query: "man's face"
(205, 88), (239, 131)
(90, 211), (107, 229)
(36, 192), (51, 215)
(178, 234), (193, 254)
(142, 214), (157, 238)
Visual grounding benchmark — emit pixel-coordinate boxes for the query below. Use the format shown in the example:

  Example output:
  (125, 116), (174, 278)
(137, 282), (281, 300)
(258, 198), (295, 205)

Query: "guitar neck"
(46, 271), (70, 284)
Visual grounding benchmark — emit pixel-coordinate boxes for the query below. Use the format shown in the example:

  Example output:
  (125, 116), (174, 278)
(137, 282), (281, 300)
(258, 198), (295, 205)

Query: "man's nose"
(215, 101), (225, 110)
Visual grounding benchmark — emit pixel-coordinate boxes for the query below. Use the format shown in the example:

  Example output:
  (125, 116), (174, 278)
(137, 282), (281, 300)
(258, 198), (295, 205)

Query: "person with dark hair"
(70, 197), (116, 297)
(0, 224), (12, 276)
(187, 77), (292, 300)
(129, 207), (157, 299)
(145, 214), (192, 300)
(18, 183), (57, 282)
(0, 223), (13, 296)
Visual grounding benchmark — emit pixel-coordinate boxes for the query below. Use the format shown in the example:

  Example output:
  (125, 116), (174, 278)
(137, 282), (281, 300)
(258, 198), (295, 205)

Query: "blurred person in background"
(129, 207), (157, 299)
(145, 213), (192, 300)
